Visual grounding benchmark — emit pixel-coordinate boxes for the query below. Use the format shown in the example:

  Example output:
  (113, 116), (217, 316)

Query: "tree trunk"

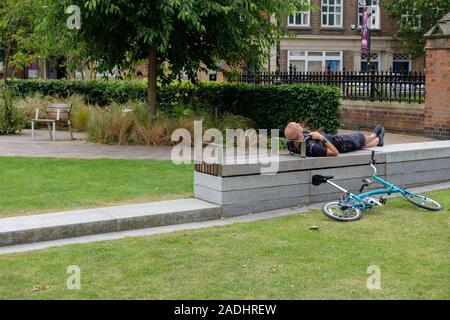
(3, 47), (10, 81)
(147, 48), (158, 120)
(3, 59), (8, 81)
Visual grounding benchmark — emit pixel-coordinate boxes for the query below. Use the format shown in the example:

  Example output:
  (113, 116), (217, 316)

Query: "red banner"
(361, 7), (369, 52)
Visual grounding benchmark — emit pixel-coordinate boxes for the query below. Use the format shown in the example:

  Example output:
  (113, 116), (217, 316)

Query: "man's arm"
(309, 132), (339, 157)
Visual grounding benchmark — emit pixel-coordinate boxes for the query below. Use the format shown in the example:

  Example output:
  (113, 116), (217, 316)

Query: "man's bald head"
(284, 122), (304, 142)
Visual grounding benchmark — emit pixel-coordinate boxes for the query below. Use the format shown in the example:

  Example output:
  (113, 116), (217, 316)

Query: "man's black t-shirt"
(286, 131), (336, 157)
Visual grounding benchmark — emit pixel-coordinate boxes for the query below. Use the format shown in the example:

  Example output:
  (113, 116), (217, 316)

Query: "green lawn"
(0, 157), (193, 217)
(0, 189), (448, 299)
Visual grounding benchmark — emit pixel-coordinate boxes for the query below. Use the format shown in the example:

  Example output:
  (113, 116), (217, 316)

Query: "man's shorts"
(333, 133), (366, 153)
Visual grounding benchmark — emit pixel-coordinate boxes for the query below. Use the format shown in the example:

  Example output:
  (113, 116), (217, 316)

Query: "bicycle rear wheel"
(402, 193), (443, 211)
(321, 201), (363, 222)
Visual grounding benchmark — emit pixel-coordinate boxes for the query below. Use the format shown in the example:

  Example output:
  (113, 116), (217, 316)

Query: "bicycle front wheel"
(321, 201), (363, 222)
(402, 193), (443, 211)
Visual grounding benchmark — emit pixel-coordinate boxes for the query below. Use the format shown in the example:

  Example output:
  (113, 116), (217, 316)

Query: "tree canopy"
(384, 0), (450, 57)
(0, 0), (44, 79)
(45, 0), (307, 118)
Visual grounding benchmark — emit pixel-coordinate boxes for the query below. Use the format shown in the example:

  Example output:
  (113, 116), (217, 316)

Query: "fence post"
(370, 70), (375, 101)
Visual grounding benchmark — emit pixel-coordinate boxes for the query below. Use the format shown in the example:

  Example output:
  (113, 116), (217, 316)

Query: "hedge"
(8, 79), (341, 133)
(8, 79), (147, 106)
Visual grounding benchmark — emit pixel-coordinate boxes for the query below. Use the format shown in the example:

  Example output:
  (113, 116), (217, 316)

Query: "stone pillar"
(354, 51), (361, 71)
(424, 13), (450, 139)
(385, 52), (394, 72)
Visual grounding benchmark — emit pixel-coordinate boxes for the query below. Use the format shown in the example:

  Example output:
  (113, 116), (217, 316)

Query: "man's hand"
(309, 131), (324, 141)
(310, 131), (339, 156)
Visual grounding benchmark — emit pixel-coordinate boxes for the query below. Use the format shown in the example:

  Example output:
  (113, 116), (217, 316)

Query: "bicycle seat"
(312, 175), (334, 186)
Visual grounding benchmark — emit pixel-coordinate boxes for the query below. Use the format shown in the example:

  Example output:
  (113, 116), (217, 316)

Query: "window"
(393, 53), (411, 73)
(325, 52), (342, 71)
(401, 12), (421, 30)
(288, 1), (310, 27)
(322, 0), (343, 27)
(0, 61), (3, 72)
(361, 52), (379, 72)
(288, 50), (343, 72)
(358, 0), (380, 29)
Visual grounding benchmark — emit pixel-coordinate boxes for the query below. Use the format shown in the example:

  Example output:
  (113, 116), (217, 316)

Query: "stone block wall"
(194, 141), (450, 217)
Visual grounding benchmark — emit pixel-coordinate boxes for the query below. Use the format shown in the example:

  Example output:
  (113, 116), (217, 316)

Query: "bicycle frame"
(327, 161), (412, 211)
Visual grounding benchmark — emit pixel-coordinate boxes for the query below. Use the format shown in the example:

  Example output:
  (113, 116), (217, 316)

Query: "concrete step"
(0, 199), (220, 247)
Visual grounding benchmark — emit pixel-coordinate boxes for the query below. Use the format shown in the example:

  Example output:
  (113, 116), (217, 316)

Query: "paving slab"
(216, 150), (386, 177)
(0, 130), (174, 160)
(370, 141), (450, 162)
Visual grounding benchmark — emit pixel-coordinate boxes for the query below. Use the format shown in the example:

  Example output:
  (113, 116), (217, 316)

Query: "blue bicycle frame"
(333, 160), (417, 212)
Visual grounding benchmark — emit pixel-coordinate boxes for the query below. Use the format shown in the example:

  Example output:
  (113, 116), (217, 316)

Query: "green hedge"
(9, 79), (147, 106)
(9, 79), (341, 133)
(160, 83), (341, 133)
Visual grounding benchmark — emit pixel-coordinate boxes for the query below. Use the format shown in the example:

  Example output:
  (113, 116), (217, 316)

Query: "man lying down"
(284, 123), (385, 157)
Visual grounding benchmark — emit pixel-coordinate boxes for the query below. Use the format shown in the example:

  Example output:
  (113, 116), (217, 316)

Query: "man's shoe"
(373, 125), (383, 136)
(377, 126), (385, 147)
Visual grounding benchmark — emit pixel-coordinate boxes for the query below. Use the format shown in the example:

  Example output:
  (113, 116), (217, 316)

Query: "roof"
(424, 12), (450, 38)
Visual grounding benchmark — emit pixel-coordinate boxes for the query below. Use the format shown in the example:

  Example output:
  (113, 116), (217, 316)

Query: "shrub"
(59, 94), (93, 131)
(14, 94), (92, 131)
(160, 83), (341, 133)
(9, 80), (341, 133)
(87, 107), (135, 144)
(0, 84), (25, 135)
(14, 94), (58, 120)
(9, 79), (146, 106)
(84, 100), (256, 146)
(132, 118), (177, 146)
(202, 110), (255, 131)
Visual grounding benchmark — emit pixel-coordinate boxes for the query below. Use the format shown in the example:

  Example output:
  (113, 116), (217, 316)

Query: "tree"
(383, 0), (450, 57)
(0, 0), (45, 80)
(32, 1), (92, 79)
(47, 0), (307, 120)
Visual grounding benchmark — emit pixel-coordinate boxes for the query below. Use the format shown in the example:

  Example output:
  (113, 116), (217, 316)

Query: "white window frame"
(321, 0), (343, 28)
(288, 50), (343, 72)
(393, 53), (412, 72)
(288, 0), (310, 27)
(361, 52), (380, 71)
(358, 0), (380, 29)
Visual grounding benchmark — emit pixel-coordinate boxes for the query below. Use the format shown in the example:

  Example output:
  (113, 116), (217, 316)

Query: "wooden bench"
(31, 103), (74, 141)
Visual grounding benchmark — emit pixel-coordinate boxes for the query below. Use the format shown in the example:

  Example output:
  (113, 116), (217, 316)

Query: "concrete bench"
(194, 141), (450, 217)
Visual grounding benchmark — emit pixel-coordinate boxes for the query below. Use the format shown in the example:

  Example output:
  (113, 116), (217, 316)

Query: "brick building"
(0, 57), (66, 80)
(274, 0), (424, 73)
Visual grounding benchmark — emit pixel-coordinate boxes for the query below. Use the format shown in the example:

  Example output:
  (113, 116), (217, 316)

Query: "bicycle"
(312, 151), (443, 222)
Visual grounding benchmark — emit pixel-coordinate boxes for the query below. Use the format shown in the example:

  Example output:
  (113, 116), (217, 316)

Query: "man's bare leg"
(364, 133), (380, 147)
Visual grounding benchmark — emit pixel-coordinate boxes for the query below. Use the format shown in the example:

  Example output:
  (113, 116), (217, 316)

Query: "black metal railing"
(235, 68), (425, 104)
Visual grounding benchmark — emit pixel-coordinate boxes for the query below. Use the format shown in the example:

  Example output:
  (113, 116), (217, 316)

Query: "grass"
(0, 157), (193, 217)
(0, 189), (448, 299)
